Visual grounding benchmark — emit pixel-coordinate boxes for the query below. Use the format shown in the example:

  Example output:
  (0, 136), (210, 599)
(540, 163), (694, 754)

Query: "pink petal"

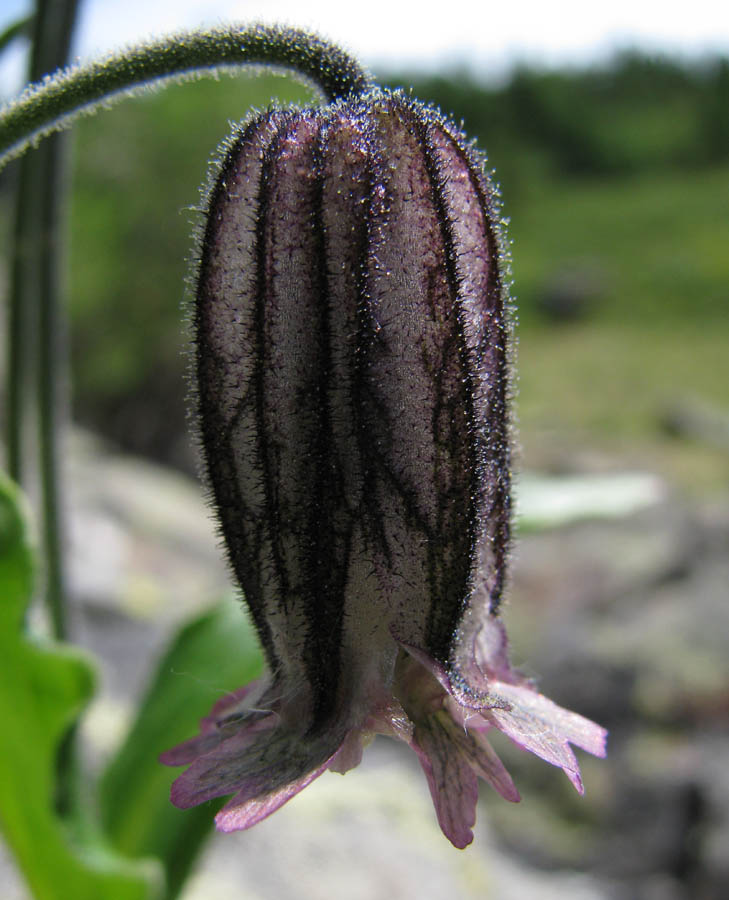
(484, 681), (607, 793)
(471, 615), (513, 681)
(456, 727), (521, 803)
(215, 752), (339, 832)
(397, 639), (507, 712)
(160, 708), (276, 767)
(412, 714), (479, 849)
(169, 718), (346, 810)
(327, 729), (366, 774)
(160, 680), (272, 765)
(200, 683), (265, 733)
(160, 732), (234, 767)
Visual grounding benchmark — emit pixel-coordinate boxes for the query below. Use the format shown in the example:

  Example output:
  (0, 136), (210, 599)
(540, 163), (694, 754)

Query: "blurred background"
(1, 2), (728, 899)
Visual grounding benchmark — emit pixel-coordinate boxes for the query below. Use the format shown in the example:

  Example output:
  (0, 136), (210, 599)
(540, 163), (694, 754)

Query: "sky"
(2, 0), (729, 93)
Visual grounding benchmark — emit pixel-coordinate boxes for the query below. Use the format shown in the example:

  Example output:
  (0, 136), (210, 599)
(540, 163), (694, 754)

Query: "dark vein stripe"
(252, 111), (300, 642)
(299, 115), (348, 729)
(404, 102), (481, 663)
(349, 102), (399, 572)
(441, 128), (511, 615)
(196, 113), (291, 671)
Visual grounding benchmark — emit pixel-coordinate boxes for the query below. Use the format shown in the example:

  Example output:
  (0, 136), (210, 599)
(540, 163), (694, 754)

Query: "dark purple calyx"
(194, 90), (511, 727)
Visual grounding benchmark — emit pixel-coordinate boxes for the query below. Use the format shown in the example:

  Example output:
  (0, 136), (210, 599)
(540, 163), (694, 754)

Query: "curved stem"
(0, 14), (33, 55)
(0, 24), (373, 170)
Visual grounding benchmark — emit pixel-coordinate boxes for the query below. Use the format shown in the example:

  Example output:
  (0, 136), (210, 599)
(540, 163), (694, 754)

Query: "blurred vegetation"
(1, 51), (727, 487)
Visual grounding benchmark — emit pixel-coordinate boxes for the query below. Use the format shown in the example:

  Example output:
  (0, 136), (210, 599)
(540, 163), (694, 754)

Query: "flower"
(162, 616), (605, 848)
(161, 89), (606, 848)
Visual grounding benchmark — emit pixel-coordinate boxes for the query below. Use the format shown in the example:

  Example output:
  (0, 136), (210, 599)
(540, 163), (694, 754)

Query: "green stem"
(4, 15), (41, 485)
(6, 157), (34, 485)
(35, 0), (80, 647)
(0, 14), (33, 55)
(37, 123), (72, 643)
(0, 24), (373, 170)
(11, 0), (80, 638)
(6, 0), (80, 822)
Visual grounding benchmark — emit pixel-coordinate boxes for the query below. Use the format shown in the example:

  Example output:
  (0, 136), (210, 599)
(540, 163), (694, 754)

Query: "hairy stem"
(0, 24), (373, 170)
(5, 0), (80, 821)
(37, 0), (80, 644)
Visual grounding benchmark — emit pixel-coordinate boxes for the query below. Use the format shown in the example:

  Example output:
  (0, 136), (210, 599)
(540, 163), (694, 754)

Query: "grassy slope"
(509, 167), (729, 492)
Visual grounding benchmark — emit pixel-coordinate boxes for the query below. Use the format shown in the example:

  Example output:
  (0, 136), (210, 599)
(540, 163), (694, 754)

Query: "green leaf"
(100, 595), (264, 899)
(0, 471), (160, 900)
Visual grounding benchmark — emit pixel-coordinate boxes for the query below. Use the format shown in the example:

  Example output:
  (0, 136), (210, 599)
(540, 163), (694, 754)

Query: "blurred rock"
(67, 429), (230, 626)
(536, 262), (606, 322)
(501, 479), (729, 900)
(4, 430), (727, 899)
(660, 396), (729, 451)
(517, 470), (667, 531)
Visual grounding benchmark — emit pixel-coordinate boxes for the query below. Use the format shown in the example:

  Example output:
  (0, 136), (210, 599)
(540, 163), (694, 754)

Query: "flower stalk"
(0, 24), (372, 171)
(7, 0), (80, 639)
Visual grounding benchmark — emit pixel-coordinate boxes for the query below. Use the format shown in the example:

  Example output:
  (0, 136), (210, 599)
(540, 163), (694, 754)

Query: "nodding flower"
(161, 89), (606, 849)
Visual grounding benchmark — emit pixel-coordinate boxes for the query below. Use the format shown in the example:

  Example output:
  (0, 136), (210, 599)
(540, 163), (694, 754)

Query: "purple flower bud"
(162, 89), (606, 848)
